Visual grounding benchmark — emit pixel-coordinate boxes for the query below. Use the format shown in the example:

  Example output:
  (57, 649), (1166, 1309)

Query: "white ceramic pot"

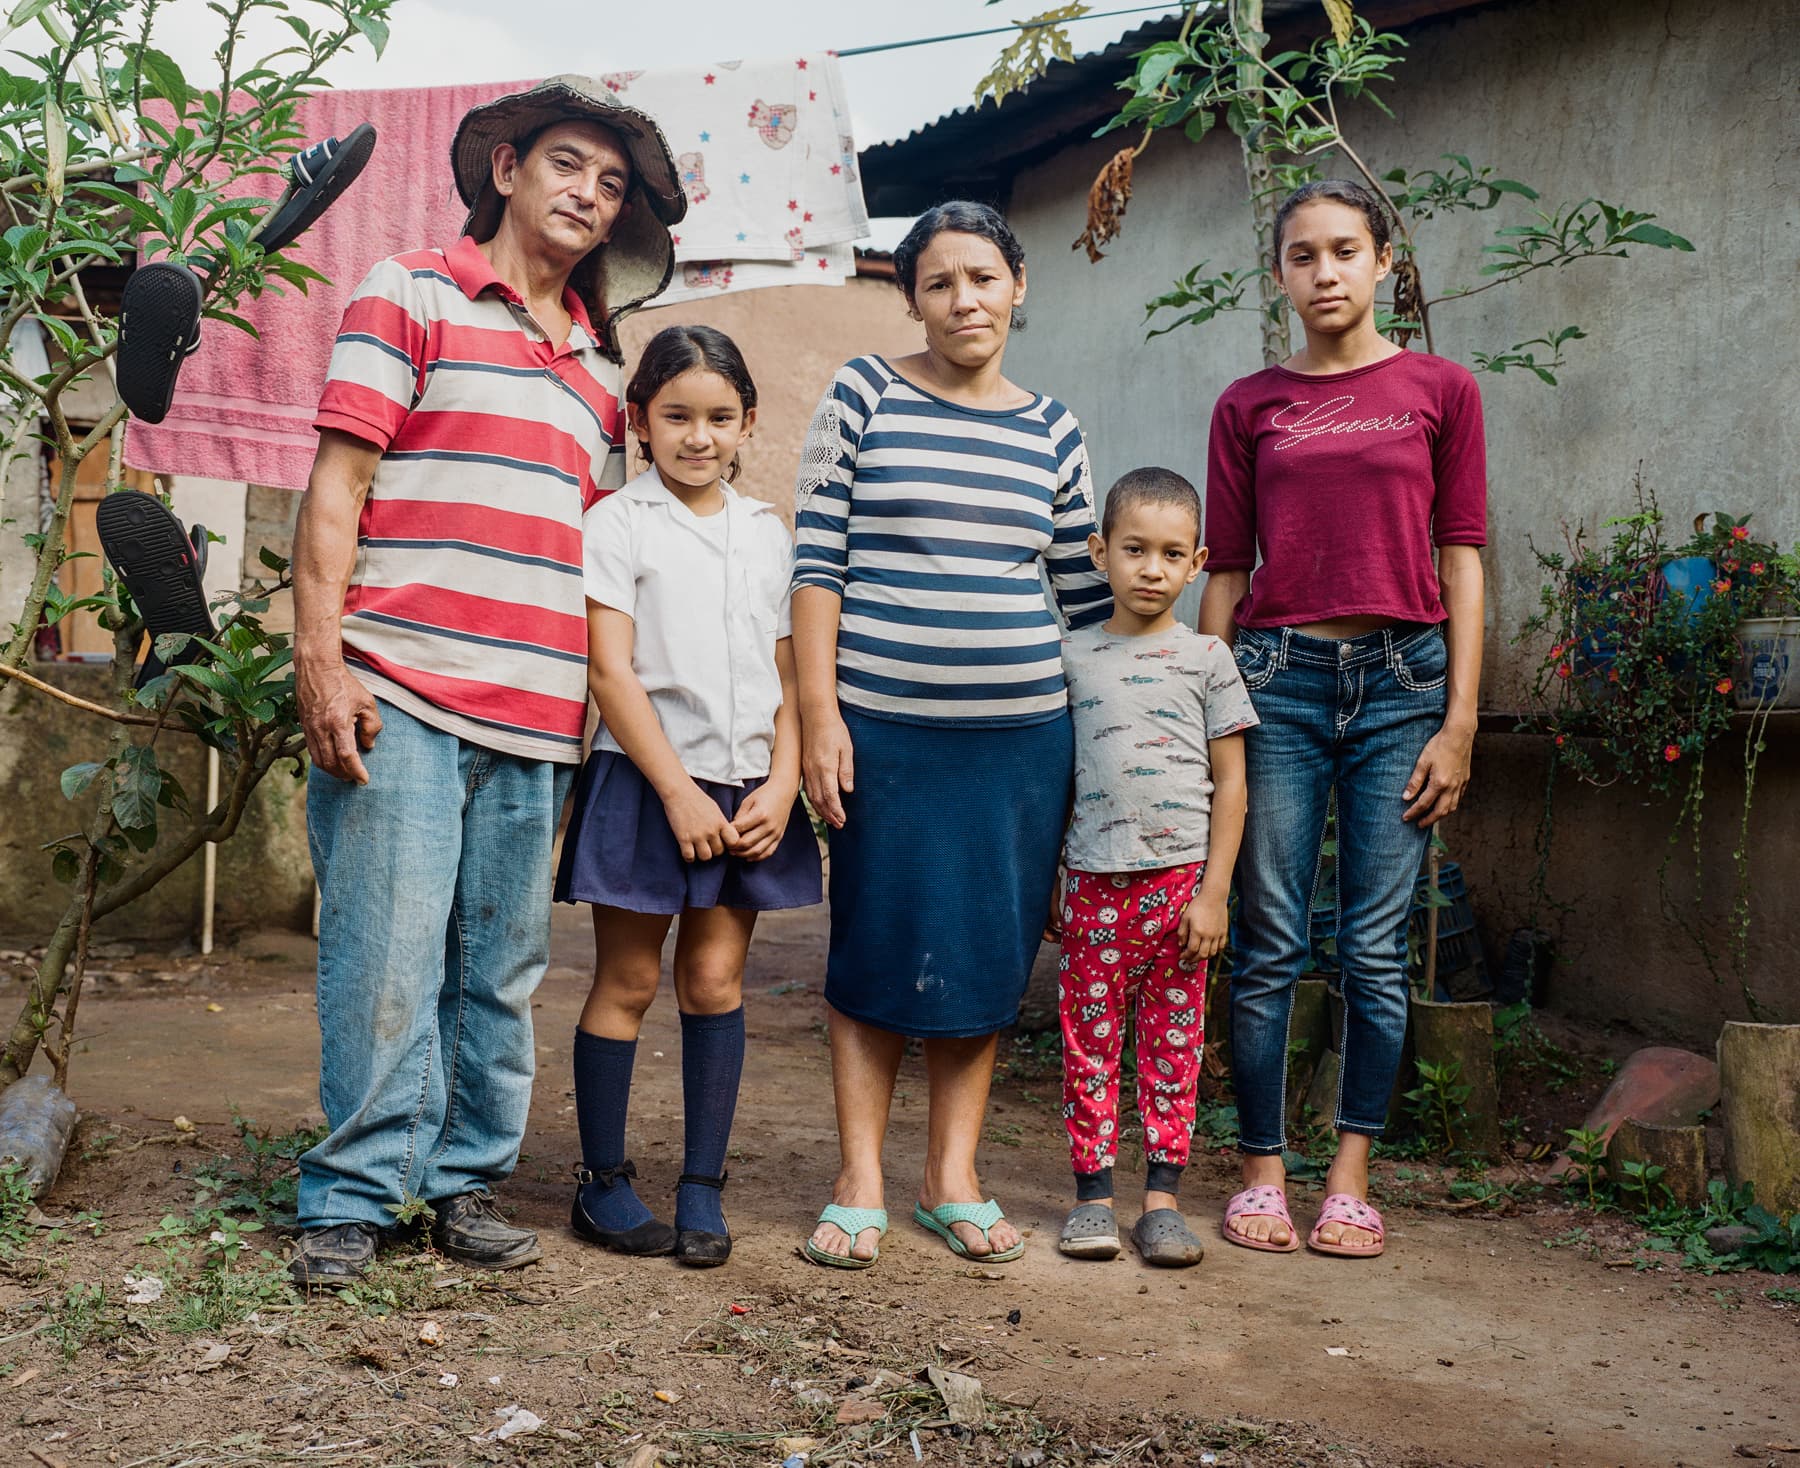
(1734, 616), (1800, 709)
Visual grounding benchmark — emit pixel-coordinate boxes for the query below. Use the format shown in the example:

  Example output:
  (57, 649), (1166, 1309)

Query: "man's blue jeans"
(1229, 624), (1447, 1154)
(297, 700), (574, 1228)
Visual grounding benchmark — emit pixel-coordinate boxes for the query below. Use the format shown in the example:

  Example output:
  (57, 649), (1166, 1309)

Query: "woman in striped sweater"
(791, 202), (1112, 1268)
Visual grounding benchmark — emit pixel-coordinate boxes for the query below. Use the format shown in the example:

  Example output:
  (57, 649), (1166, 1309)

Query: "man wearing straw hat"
(288, 78), (686, 1288)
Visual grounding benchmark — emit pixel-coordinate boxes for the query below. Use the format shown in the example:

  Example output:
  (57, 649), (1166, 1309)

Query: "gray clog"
(1131, 1208), (1205, 1268)
(1057, 1203), (1121, 1260)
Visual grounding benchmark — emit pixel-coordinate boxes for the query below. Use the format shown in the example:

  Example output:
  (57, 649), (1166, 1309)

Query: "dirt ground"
(3, 903), (1797, 1468)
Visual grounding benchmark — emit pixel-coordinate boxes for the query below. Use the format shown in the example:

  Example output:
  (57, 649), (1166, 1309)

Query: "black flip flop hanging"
(94, 489), (216, 690)
(114, 123), (379, 424)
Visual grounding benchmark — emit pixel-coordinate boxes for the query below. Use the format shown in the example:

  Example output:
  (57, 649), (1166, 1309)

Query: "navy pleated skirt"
(824, 707), (1073, 1038)
(555, 750), (823, 915)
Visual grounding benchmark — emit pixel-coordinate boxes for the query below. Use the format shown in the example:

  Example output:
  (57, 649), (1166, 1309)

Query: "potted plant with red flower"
(1518, 492), (1795, 1018)
(1682, 515), (1800, 709)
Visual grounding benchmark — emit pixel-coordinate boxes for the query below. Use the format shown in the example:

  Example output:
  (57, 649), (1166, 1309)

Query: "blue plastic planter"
(1659, 555), (1716, 625)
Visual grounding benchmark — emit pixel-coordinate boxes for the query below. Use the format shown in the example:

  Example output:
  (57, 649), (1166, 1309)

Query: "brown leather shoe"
(429, 1191), (541, 1270)
(287, 1221), (385, 1290)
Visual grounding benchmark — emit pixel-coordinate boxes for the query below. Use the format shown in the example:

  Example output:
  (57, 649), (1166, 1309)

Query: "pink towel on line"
(124, 79), (527, 492)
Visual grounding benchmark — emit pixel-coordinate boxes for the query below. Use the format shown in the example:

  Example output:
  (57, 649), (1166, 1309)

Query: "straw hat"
(451, 75), (687, 360)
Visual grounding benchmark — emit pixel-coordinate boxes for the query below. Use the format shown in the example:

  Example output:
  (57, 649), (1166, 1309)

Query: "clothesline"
(836, 4), (1186, 59)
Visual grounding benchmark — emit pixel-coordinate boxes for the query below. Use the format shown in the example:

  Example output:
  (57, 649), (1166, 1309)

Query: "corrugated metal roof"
(859, 11), (1190, 215)
(858, 0), (1499, 216)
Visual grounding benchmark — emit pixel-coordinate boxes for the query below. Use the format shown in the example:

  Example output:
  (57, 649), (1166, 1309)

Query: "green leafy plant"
(1447, 1176), (1538, 1212)
(192, 1107), (327, 1223)
(1641, 1180), (1800, 1276)
(1560, 1126), (1609, 1208)
(1403, 1057), (1471, 1154)
(1615, 1159), (1671, 1214)
(1491, 1000), (1581, 1092)
(385, 1192), (436, 1229)
(47, 1278), (118, 1358)
(982, 2), (1693, 373)
(0, 1160), (36, 1261)
(1518, 493), (1800, 1017)
(0, 0), (395, 1095)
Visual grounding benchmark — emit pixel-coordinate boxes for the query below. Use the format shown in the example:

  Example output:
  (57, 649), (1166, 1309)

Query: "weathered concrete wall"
(997, 0), (1800, 1040)
(1457, 723), (1800, 1044)
(1003, 0), (1800, 700)
(0, 666), (313, 944)
(619, 273), (921, 521)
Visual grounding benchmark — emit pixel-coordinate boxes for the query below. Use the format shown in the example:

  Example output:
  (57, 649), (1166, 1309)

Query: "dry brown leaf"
(1073, 146), (1135, 263)
(836, 1397), (886, 1425)
(926, 1364), (986, 1426)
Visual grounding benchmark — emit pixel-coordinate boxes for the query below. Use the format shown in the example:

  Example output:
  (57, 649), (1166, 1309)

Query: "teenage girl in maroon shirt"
(1199, 179), (1487, 1257)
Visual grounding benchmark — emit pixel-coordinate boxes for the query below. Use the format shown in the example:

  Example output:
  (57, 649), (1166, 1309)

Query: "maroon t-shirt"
(1204, 351), (1487, 628)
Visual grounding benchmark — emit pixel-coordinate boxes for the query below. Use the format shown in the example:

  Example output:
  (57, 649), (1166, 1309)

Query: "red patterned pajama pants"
(1058, 863), (1207, 1174)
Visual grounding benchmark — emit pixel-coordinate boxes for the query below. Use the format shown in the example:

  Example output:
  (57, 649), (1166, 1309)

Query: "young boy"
(1055, 467), (1257, 1268)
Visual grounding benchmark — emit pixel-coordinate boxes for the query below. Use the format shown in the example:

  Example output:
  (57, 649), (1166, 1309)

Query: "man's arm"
(294, 428), (384, 784)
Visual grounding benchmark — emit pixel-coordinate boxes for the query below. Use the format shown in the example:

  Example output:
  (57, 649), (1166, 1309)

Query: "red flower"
(1751, 562), (1766, 575)
(1723, 560), (1739, 572)
(1731, 525), (1750, 540)
(1554, 735), (1566, 746)
(1717, 677), (1734, 694)
(1712, 579), (1732, 594)
(1556, 663), (1572, 679)
(1664, 744), (1681, 762)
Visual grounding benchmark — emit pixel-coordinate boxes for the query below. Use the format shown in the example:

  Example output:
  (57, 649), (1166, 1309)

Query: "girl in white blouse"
(554, 326), (821, 1267)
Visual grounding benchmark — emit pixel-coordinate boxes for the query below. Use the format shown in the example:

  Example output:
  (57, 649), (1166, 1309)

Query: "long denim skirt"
(823, 706), (1073, 1038)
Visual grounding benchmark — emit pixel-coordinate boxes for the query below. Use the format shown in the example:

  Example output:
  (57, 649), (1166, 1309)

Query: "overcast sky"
(291, 0), (1180, 146)
(130, 0), (1182, 243)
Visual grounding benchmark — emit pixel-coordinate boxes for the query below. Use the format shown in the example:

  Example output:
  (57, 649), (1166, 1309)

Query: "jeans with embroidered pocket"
(297, 700), (574, 1228)
(1228, 624), (1447, 1153)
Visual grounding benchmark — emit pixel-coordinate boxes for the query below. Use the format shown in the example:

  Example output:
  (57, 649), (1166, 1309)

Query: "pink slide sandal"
(1307, 1193), (1386, 1258)
(1221, 1184), (1301, 1253)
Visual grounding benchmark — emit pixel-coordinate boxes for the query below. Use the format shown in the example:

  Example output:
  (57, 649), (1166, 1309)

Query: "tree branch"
(0, 663), (166, 726)
(0, 147), (161, 193)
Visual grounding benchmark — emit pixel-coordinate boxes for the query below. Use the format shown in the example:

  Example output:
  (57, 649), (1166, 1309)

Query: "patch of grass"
(1491, 1001), (1583, 1091)
(1193, 1100), (1239, 1151)
(79, 1127), (119, 1162)
(1448, 1176), (1539, 1212)
(997, 1029), (1062, 1085)
(1639, 1180), (1800, 1276)
(984, 1122), (1024, 1148)
(333, 1254), (462, 1317)
(0, 1161), (35, 1260)
(191, 1106), (327, 1224)
(48, 1279), (121, 1358)
(159, 1253), (292, 1334)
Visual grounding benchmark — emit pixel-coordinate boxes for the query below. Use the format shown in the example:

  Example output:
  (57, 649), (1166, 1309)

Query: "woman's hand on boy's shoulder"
(1178, 890), (1229, 967)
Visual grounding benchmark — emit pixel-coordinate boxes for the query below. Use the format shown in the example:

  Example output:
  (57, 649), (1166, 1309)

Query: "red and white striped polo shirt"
(313, 235), (626, 763)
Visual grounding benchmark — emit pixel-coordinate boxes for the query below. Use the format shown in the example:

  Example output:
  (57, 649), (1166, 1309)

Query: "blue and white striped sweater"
(792, 356), (1112, 726)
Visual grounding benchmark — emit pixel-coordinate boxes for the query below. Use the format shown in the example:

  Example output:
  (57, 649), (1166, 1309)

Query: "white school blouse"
(582, 468), (794, 785)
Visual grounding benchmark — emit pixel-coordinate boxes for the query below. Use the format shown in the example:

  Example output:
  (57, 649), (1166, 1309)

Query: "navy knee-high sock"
(572, 1028), (656, 1232)
(675, 1006), (745, 1235)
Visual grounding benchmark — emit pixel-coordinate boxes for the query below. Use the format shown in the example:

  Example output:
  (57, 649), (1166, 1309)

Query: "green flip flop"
(913, 1199), (1026, 1263)
(803, 1204), (888, 1269)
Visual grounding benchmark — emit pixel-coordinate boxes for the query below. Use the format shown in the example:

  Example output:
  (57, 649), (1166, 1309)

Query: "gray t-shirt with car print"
(1061, 623), (1260, 873)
